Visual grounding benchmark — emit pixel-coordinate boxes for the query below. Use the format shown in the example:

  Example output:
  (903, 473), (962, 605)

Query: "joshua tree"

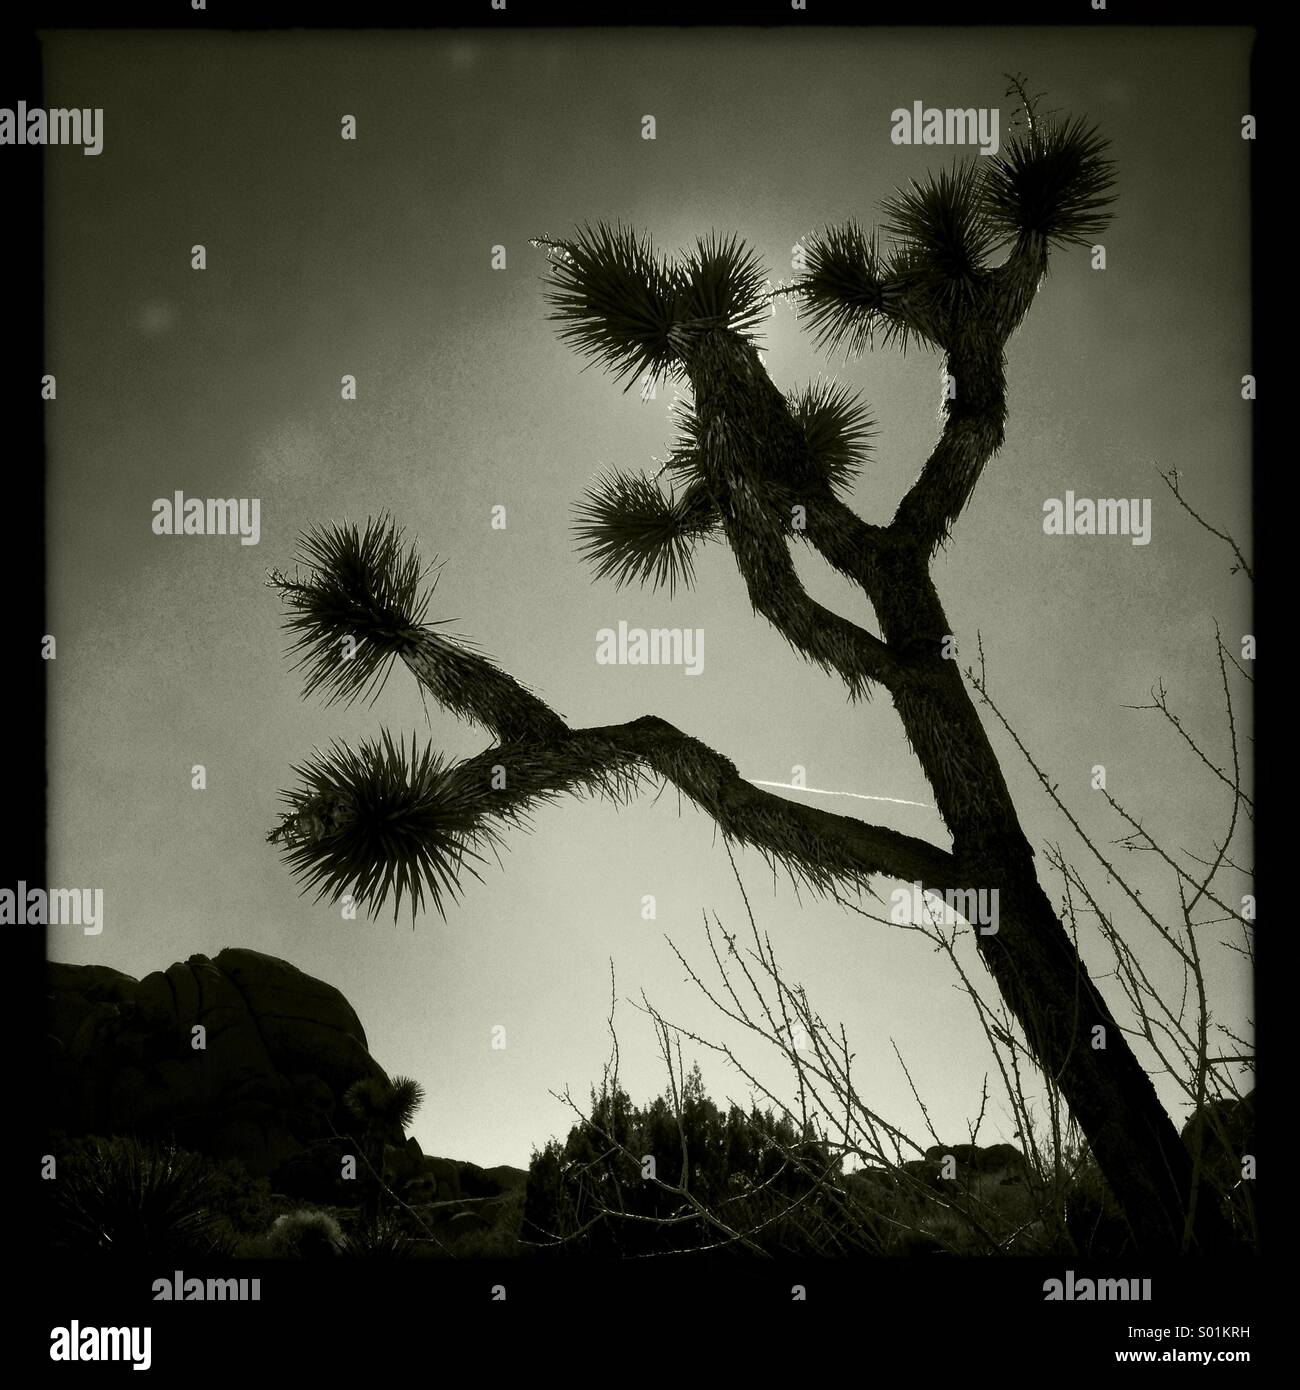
(267, 80), (1240, 1252)
(340, 1074), (426, 1228)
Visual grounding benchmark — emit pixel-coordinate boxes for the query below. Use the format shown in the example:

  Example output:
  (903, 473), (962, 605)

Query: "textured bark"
(879, 568), (1229, 1252)
(688, 331), (900, 698)
(591, 714), (960, 890)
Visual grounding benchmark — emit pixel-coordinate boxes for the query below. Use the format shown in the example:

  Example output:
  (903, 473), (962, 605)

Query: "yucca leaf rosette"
(786, 379), (877, 498)
(981, 112), (1117, 250)
(344, 1074), (426, 1132)
(532, 221), (773, 393)
(268, 514), (431, 708)
(573, 469), (720, 595)
(268, 516), (564, 744)
(794, 221), (932, 357)
(268, 731), (498, 923)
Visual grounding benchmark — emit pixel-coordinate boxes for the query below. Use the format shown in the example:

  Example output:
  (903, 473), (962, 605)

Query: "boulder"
(483, 1164), (529, 1193)
(922, 1142), (1027, 1176)
(46, 946), (531, 1212)
(421, 1156), (464, 1201)
(1181, 1090), (1254, 1164)
(47, 948), (392, 1182)
(1180, 1090), (1255, 1193)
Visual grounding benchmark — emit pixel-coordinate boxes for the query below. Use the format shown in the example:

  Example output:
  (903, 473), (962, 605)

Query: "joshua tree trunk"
(887, 591), (1225, 1253)
(681, 313), (1230, 1254)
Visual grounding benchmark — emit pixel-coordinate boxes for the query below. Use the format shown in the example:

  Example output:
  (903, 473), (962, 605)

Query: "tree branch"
(269, 526), (956, 917)
(684, 331), (902, 695)
(1158, 467), (1253, 580)
(503, 715), (959, 894)
(889, 334), (1009, 552)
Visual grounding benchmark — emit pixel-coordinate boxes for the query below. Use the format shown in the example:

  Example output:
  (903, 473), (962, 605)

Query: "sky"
(44, 26), (1253, 1170)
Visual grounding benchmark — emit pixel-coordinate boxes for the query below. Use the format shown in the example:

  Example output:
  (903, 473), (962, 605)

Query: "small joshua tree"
(340, 1074), (426, 1228)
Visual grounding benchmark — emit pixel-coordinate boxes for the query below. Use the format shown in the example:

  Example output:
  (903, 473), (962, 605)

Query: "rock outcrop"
(46, 947), (528, 1214)
(1180, 1089), (1255, 1193)
(847, 1141), (1028, 1198)
(47, 948), (394, 1179)
(1180, 1089), (1254, 1157)
(922, 1142), (1027, 1176)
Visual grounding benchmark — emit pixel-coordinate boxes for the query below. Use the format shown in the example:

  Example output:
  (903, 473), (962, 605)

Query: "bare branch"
(1158, 467), (1253, 580)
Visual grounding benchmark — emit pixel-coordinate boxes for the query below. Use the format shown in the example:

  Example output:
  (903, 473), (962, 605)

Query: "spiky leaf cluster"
(272, 517), (563, 743)
(344, 1074), (426, 1132)
(49, 1138), (233, 1259)
(655, 381), (869, 523)
(268, 516), (431, 707)
(535, 222), (771, 392)
(673, 231), (771, 343)
(270, 725), (657, 923)
(573, 469), (719, 594)
(786, 380), (876, 496)
(269, 731), (497, 923)
(797, 106), (1114, 355)
(534, 222), (682, 393)
(794, 220), (936, 357)
(981, 113), (1117, 248)
(880, 161), (996, 322)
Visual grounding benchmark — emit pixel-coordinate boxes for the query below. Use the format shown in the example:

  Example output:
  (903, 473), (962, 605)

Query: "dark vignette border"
(1, 0), (1270, 1371)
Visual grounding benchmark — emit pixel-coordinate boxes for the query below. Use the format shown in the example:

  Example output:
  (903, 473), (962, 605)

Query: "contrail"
(748, 779), (934, 809)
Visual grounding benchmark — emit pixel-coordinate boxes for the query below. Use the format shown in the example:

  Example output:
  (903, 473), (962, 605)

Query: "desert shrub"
(444, 1220), (524, 1259)
(263, 1208), (345, 1258)
(340, 1213), (415, 1258)
(446, 1186), (526, 1256)
(1182, 1091), (1256, 1246)
(523, 1066), (864, 1256)
(47, 1134), (235, 1259)
(198, 1158), (280, 1235)
(1063, 1155), (1134, 1258)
